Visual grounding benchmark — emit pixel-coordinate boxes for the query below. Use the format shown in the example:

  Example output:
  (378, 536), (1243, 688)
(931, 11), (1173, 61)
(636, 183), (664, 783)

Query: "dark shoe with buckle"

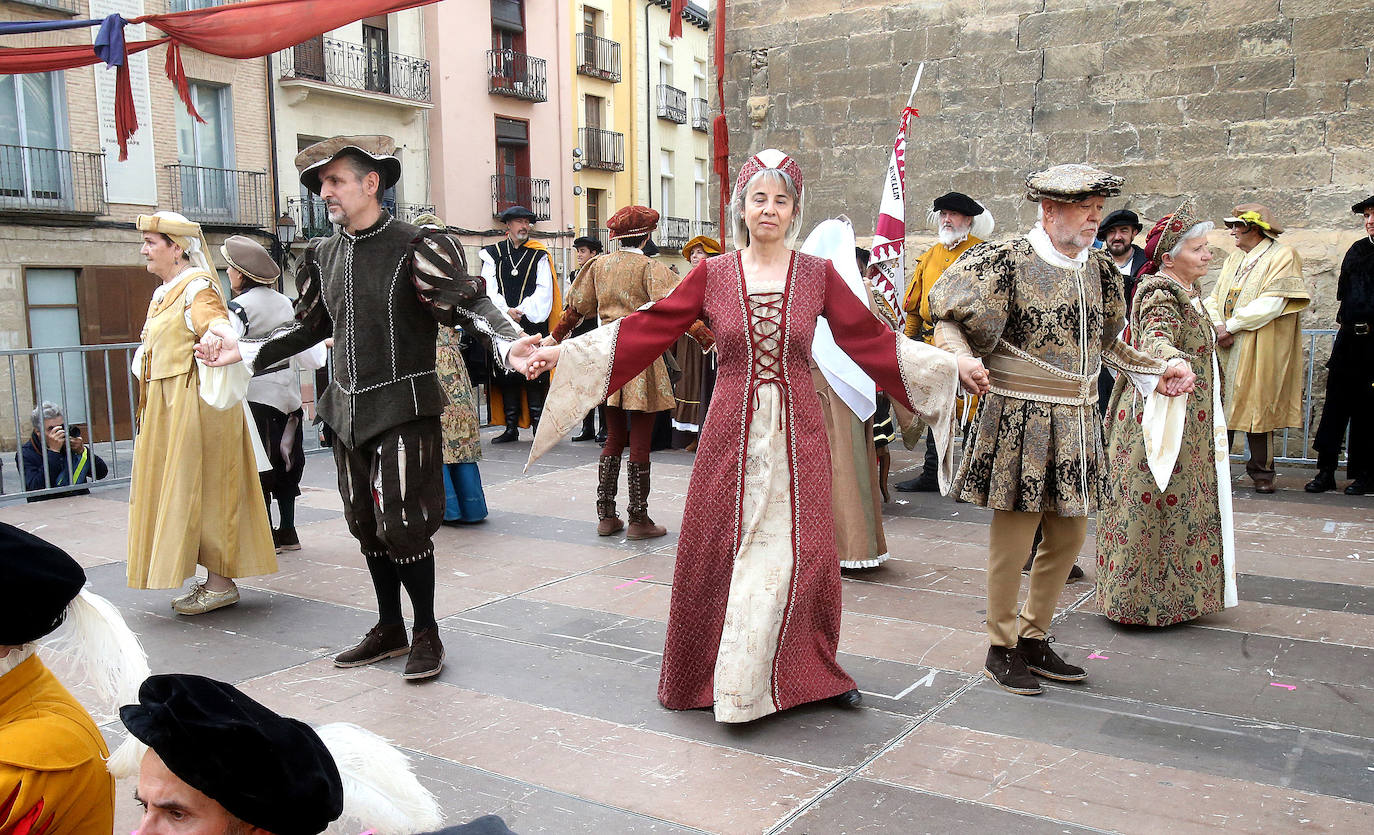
(1253, 477), (1276, 494)
(492, 426), (519, 444)
(274, 526), (301, 553)
(984, 645), (1041, 695)
(894, 473), (939, 493)
(334, 622), (410, 668)
(1345, 478), (1370, 496)
(831, 688), (863, 708)
(1016, 635), (1087, 682)
(403, 626), (445, 680)
(1305, 469), (1337, 493)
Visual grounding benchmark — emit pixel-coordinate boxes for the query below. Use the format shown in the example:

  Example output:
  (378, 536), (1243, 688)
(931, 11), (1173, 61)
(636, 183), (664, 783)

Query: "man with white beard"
(896, 192), (993, 492)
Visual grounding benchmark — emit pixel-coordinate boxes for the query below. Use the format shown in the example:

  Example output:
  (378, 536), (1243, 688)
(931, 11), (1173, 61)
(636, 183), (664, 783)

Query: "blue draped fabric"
(93, 15), (127, 67)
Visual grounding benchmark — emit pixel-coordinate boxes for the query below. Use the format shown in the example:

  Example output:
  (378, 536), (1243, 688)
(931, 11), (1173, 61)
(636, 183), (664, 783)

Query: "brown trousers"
(986, 510), (1088, 647)
(1228, 430), (1273, 480)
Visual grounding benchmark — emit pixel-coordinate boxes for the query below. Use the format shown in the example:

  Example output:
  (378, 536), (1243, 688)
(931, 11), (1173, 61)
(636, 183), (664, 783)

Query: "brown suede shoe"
(333, 623), (410, 668)
(597, 517), (625, 536)
(403, 626), (445, 680)
(1254, 477), (1276, 494)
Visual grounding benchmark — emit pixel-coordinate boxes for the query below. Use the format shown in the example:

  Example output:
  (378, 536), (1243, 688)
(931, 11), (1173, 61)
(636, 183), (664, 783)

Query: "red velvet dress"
(530, 251), (958, 722)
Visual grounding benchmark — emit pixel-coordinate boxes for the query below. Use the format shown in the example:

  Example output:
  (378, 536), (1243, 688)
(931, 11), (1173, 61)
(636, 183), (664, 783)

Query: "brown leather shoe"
(598, 517), (625, 536)
(333, 622), (410, 668)
(1254, 477), (1276, 494)
(404, 626), (445, 680)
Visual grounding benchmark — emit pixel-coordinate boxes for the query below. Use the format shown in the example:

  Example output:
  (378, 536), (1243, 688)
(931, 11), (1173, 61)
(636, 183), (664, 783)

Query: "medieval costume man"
(1097, 203), (1238, 625)
(120, 673), (449, 833)
(1204, 204), (1310, 494)
(896, 191), (992, 493)
(128, 212), (277, 615)
(549, 206), (710, 539)
(2, 523), (149, 834)
(524, 150), (968, 723)
(1306, 195), (1374, 496)
(207, 136), (534, 682)
(671, 234), (723, 450)
(224, 235), (328, 554)
(481, 206), (562, 443)
(570, 234), (606, 444)
(930, 164), (1190, 696)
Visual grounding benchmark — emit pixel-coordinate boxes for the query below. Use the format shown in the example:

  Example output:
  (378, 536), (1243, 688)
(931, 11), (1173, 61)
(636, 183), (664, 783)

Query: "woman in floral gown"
(1097, 202), (1238, 625)
(522, 150), (975, 723)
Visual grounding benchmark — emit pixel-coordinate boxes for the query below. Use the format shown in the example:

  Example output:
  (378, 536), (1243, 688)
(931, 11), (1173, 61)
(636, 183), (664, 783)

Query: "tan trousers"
(987, 510), (1088, 647)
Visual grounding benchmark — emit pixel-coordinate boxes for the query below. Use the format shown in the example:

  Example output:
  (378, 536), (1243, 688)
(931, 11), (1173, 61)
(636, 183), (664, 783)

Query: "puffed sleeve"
(927, 241), (1014, 357)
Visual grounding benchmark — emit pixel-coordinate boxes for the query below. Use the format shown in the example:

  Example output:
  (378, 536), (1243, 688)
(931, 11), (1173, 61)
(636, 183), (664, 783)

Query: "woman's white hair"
(1166, 221), (1215, 261)
(730, 167), (804, 249)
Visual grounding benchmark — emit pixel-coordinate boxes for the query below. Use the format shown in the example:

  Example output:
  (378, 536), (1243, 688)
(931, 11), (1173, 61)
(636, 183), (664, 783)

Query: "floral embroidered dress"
(436, 326), (482, 465)
(528, 252), (959, 722)
(1097, 276), (1238, 625)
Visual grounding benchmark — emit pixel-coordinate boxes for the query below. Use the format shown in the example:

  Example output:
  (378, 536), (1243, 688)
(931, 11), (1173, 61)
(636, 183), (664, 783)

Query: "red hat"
(607, 205), (660, 240)
(733, 149), (804, 199)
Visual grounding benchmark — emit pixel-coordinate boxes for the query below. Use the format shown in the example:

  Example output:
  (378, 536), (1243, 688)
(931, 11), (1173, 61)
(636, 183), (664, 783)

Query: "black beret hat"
(121, 674), (343, 835)
(931, 192), (984, 217)
(0, 522), (85, 646)
(1097, 209), (1144, 240)
(1353, 195), (1374, 214)
(499, 205), (538, 223)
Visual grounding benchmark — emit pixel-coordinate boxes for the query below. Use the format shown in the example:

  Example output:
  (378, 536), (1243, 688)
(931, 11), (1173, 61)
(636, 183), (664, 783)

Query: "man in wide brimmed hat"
(1204, 203), (1310, 494)
(1306, 195), (1374, 495)
(222, 235), (327, 555)
(1096, 208), (1148, 304)
(547, 205), (711, 539)
(930, 163), (1192, 697)
(1, 522), (149, 833)
(204, 135), (539, 682)
(481, 205), (563, 443)
(896, 190), (993, 493)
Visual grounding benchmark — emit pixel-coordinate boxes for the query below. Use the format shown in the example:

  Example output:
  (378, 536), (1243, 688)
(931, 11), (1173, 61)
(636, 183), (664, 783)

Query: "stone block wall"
(724, 0), (1373, 456)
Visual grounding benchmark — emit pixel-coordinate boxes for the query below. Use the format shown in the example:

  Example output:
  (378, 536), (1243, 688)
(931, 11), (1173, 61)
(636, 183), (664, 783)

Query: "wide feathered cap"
(0, 521), (85, 645)
(296, 135), (402, 196)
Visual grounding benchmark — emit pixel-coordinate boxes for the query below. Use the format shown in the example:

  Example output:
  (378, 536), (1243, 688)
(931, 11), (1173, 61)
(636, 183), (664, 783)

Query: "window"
(658, 43), (673, 87)
(583, 7), (600, 37)
(494, 116), (531, 210)
(584, 94), (603, 131)
(175, 83), (233, 214)
(586, 188), (603, 231)
(695, 159), (706, 221)
(0, 72), (66, 203)
(693, 58), (706, 100)
(25, 269), (88, 425)
(659, 149), (674, 215)
(491, 0), (527, 83)
(362, 22), (390, 94)
(492, 0), (524, 32)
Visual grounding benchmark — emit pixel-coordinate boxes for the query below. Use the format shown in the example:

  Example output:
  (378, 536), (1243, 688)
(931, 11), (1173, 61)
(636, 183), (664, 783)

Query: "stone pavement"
(4, 432), (1373, 834)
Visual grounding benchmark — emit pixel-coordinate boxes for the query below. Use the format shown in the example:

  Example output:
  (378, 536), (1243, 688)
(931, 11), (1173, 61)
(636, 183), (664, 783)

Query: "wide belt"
(985, 347), (1099, 407)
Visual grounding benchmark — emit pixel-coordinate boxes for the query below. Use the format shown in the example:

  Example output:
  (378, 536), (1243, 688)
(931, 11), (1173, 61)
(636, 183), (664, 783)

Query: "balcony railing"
(657, 84), (687, 124)
(579, 127), (624, 172)
(659, 216), (691, 250)
(575, 33), (621, 82)
(491, 175), (551, 222)
(286, 196), (437, 240)
(168, 0), (231, 10)
(486, 50), (548, 103)
(579, 227), (610, 251)
(692, 219), (719, 241)
(13, 0), (81, 12)
(278, 36), (431, 103)
(166, 165), (271, 228)
(0, 145), (106, 216)
(690, 97), (710, 132)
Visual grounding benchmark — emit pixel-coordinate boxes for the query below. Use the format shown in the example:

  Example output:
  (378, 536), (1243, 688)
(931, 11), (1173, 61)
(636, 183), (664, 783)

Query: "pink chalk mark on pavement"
(1269, 682), (1297, 691)
(615, 575), (653, 589)
(1087, 652), (1109, 660)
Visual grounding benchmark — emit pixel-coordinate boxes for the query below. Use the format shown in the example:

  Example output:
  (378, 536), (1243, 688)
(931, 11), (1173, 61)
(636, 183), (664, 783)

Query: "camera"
(66, 424), (82, 439)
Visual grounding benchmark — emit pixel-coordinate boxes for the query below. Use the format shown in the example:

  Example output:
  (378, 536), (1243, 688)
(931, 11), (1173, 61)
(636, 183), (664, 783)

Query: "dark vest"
(483, 240), (550, 336)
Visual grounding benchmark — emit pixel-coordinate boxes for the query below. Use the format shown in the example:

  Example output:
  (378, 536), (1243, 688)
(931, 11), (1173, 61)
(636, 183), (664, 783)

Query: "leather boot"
(527, 381), (547, 431)
(1305, 469), (1337, 493)
(625, 461), (667, 540)
(596, 454), (625, 536)
(877, 447), (891, 503)
(494, 384), (520, 444)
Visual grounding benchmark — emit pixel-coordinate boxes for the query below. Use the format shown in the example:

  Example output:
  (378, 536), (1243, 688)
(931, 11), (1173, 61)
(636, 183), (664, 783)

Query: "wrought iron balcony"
(491, 175), (551, 222)
(657, 84), (687, 124)
(692, 220), (719, 241)
(486, 50), (548, 103)
(575, 33), (621, 82)
(578, 127), (624, 172)
(579, 227), (610, 251)
(659, 216), (691, 250)
(168, 0), (231, 10)
(286, 196), (437, 239)
(691, 97), (710, 132)
(278, 36), (431, 104)
(0, 145), (106, 216)
(13, 0), (82, 13)
(166, 165), (271, 228)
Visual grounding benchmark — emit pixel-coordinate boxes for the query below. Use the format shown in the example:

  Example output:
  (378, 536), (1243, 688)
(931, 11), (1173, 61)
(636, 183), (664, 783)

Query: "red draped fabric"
(0, 0), (438, 160)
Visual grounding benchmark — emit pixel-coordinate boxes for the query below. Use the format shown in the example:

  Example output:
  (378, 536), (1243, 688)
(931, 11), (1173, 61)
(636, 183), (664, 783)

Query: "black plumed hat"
(120, 674), (343, 835)
(1353, 195), (1374, 214)
(931, 191), (984, 217)
(0, 522), (85, 646)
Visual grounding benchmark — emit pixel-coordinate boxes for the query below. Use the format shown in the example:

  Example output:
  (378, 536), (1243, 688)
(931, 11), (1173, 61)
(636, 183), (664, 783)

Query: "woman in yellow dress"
(126, 212), (276, 614)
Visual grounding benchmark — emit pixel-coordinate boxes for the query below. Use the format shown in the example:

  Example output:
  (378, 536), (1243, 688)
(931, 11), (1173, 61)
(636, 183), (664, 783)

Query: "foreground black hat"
(121, 674), (343, 835)
(499, 205), (537, 223)
(1353, 195), (1374, 214)
(1097, 208), (1143, 239)
(0, 522), (86, 645)
(931, 192), (984, 217)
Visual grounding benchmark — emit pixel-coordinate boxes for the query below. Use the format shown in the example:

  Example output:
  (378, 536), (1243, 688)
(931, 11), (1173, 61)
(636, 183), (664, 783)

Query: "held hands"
(524, 344), (562, 380)
(505, 333), (544, 378)
(956, 356), (990, 395)
(194, 323), (242, 367)
(1155, 363), (1196, 397)
(507, 308), (524, 322)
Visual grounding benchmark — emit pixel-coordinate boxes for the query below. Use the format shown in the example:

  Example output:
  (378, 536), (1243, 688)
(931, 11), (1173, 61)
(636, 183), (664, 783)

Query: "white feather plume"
(316, 722), (444, 835)
(38, 589), (151, 778)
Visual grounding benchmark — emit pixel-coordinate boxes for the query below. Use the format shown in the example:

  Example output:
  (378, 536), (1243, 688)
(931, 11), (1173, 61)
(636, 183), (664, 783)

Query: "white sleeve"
(290, 340), (329, 372)
(1139, 357), (1191, 490)
(479, 249), (503, 309)
(1225, 295), (1287, 333)
(518, 257), (554, 324)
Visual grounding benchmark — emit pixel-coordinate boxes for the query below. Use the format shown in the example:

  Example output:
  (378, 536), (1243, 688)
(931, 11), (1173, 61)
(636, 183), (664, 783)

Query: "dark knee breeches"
(334, 417), (444, 564)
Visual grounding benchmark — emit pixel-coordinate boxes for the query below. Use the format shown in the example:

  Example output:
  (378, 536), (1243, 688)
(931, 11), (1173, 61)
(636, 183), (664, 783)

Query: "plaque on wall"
(89, 0), (157, 207)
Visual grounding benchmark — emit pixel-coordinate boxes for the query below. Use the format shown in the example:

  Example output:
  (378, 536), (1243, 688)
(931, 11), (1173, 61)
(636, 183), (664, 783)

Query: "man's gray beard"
(937, 227), (968, 247)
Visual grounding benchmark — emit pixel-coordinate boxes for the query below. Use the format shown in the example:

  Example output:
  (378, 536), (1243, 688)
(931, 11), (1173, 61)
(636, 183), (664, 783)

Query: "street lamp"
(273, 212), (298, 289)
